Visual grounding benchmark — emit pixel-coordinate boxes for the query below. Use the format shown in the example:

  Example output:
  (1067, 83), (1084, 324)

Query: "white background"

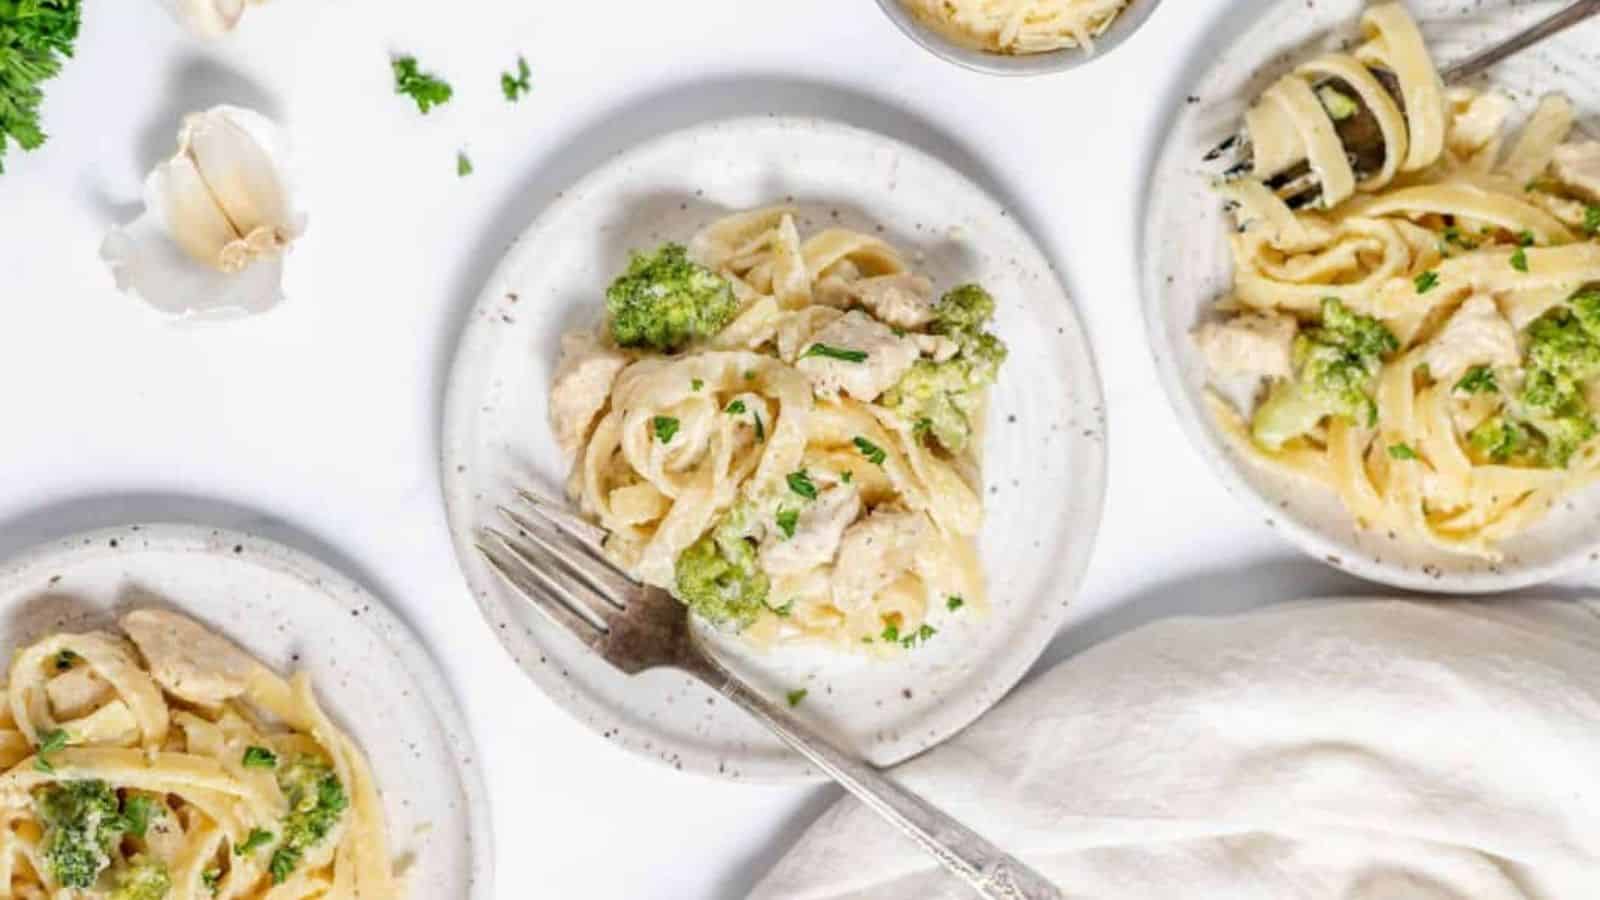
(2, 1), (1593, 897)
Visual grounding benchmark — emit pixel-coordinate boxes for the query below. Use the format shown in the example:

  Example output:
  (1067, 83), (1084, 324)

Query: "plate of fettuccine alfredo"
(1144, 0), (1600, 591)
(442, 116), (1106, 780)
(0, 525), (491, 899)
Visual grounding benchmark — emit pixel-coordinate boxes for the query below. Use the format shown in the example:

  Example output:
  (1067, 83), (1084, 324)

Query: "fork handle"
(1442, 0), (1600, 83)
(688, 655), (1063, 900)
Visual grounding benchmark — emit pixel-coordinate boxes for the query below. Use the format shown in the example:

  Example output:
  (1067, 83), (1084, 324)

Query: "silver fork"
(1206, 0), (1600, 209)
(478, 489), (1064, 900)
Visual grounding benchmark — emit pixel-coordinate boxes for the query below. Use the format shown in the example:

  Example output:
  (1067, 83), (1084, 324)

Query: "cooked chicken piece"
(832, 508), (931, 612)
(121, 610), (257, 706)
(1193, 312), (1297, 380)
(1552, 141), (1600, 203)
(913, 333), (960, 362)
(760, 482), (862, 576)
(549, 330), (629, 455)
(45, 666), (113, 720)
(796, 310), (919, 401)
(1423, 294), (1519, 382)
(847, 274), (937, 329)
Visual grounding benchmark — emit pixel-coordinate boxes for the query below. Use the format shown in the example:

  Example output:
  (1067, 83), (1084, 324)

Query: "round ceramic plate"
(0, 524), (493, 898)
(1142, 0), (1600, 593)
(442, 116), (1107, 781)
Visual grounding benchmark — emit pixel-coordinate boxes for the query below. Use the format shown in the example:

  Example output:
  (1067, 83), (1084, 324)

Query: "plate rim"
(1138, 0), (1600, 595)
(0, 521), (497, 899)
(440, 113), (1110, 782)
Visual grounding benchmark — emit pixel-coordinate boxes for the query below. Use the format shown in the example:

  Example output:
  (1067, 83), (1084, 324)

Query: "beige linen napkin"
(751, 599), (1600, 899)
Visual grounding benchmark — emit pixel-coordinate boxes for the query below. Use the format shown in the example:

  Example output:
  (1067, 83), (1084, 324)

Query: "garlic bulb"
(101, 105), (305, 318)
(161, 0), (268, 37)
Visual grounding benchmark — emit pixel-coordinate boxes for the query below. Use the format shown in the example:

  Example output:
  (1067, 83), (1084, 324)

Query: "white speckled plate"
(442, 116), (1107, 781)
(0, 524), (493, 898)
(1143, 0), (1600, 593)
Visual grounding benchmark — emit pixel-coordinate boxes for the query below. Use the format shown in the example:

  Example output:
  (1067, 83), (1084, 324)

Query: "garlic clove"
(161, 0), (248, 37)
(102, 104), (302, 319)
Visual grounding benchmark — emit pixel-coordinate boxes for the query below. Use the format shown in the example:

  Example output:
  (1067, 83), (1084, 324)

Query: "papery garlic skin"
(161, 0), (264, 38)
(102, 105), (304, 319)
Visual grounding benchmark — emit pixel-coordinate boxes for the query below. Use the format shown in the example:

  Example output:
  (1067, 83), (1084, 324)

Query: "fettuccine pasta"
(549, 206), (1008, 650)
(902, 0), (1130, 55)
(0, 610), (401, 899)
(1197, 2), (1600, 559)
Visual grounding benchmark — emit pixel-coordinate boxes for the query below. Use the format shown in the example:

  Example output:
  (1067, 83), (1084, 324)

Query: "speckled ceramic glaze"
(442, 116), (1107, 781)
(1143, 0), (1600, 593)
(0, 524), (493, 899)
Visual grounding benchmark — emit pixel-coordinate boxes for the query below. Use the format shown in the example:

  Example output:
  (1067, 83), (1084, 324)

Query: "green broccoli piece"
(1467, 416), (1534, 464)
(605, 243), (737, 351)
(1509, 303), (1600, 467)
(109, 855), (172, 900)
(1569, 287), (1600, 336)
(1251, 298), (1396, 449)
(1533, 413), (1597, 467)
(35, 780), (124, 888)
(268, 756), (349, 884)
(1524, 308), (1600, 386)
(882, 285), (1009, 453)
(673, 505), (770, 630)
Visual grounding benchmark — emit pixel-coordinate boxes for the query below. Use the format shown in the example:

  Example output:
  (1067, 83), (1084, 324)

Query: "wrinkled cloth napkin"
(751, 599), (1600, 899)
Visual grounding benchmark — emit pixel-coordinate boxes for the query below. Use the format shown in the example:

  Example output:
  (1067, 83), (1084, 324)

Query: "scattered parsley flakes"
(853, 436), (886, 465)
(1455, 365), (1498, 395)
(651, 416), (679, 443)
(391, 55), (453, 114)
(785, 688), (807, 707)
(500, 55), (531, 102)
(801, 343), (868, 363)
(1511, 246), (1529, 272)
(900, 623), (937, 649)
(691, 378), (703, 391)
(34, 727), (67, 772)
(775, 508), (799, 539)
(121, 794), (155, 838)
(1586, 205), (1600, 237)
(236, 828), (274, 856)
(1387, 443), (1418, 460)
(840, 470), (854, 484)
(1442, 226), (1478, 250)
(1414, 270), (1439, 294)
(725, 399), (746, 414)
(242, 746), (278, 769)
(456, 150), (472, 177)
(880, 619), (900, 643)
(1517, 230), (1536, 247)
(787, 470), (818, 500)
(947, 595), (964, 611)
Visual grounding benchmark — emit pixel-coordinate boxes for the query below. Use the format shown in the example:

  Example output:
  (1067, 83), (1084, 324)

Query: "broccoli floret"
(1251, 299), (1396, 449)
(1524, 308), (1600, 385)
(604, 243), (737, 351)
(673, 505), (770, 630)
(268, 756), (349, 884)
(882, 285), (1009, 453)
(1569, 287), (1600, 336)
(1467, 416), (1534, 464)
(109, 855), (171, 900)
(35, 780), (124, 888)
(1533, 413), (1597, 467)
(1508, 303), (1600, 467)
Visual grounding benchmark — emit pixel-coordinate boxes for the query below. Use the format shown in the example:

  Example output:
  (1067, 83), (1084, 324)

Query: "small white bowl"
(873, 0), (1164, 76)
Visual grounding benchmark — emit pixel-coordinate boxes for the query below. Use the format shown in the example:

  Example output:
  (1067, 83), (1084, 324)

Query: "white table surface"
(3, 1), (1593, 897)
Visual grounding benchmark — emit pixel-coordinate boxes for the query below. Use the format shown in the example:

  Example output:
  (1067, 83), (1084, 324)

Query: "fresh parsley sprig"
(0, 0), (83, 173)
(391, 55), (453, 114)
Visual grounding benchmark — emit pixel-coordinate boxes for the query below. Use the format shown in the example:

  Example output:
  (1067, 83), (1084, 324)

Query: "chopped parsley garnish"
(900, 624), (937, 649)
(54, 649), (78, 671)
(1517, 230), (1536, 247)
(1387, 443), (1418, 460)
(947, 595), (964, 611)
(725, 399), (746, 414)
(801, 343), (868, 363)
(651, 416), (679, 443)
(391, 56), (453, 114)
(691, 378), (703, 391)
(203, 868), (222, 893)
(34, 727), (68, 772)
(787, 470), (818, 500)
(1414, 270), (1439, 294)
(913, 417), (933, 435)
(1511, 246), (1529, 272)
(500, 55), (531, 101)
(1442, 226), (1478, 250)
(1455, 365), (1498, 394)
(880, 620), (900, 643)
(120, 794), (154, 838)
(853, 436), (886, 465)
(785, 689), (807, 707)
(235, 828), (274, 856)
(840, 470), (854, 484)
(456, 151), (472, 177)
(242, 746), (278, 769)
(1586, 205), (1600, 237)
(775, 508), (798, 539)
